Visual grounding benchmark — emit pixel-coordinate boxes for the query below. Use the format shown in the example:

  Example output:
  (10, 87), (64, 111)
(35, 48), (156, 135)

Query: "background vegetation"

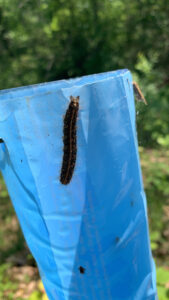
(0, 0), (169, 299)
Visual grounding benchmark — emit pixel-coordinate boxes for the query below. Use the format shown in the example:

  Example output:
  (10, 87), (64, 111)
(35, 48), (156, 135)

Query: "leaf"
(157, 267), (169, 285)
(151, 241), (158, 251)
(28, 291), (41, 300)
(150, 231), (160, 241)
(157, 285), (169, 300)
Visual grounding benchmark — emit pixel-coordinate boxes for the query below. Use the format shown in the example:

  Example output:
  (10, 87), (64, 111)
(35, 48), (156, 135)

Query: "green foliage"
(0, 0), (168, 147)
(157, 267), (169, 286)
(140, 148), (169, 199)
(0, 263), (18, 299)
(28, 291), (42, 300)
(157, 136), (169, 149)
(150, 231), (160, 251)
(140, 148), (169, 270)
(156, 267), (169, 300)
(134, 54), (169, 147)
(140, 148), (169, 300)
(140, 148), (169, 230)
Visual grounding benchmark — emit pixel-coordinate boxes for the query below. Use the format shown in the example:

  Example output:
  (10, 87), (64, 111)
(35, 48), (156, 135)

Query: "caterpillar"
(133, 81), (147, 105)
(60, 96), (80, 185)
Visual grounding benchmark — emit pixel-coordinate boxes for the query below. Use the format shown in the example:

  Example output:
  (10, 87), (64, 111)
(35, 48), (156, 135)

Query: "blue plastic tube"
(0, 70), (157, 299)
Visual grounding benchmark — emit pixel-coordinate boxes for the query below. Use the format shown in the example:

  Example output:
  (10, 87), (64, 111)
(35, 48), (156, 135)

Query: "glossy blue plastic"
(0, 70), (157, 299)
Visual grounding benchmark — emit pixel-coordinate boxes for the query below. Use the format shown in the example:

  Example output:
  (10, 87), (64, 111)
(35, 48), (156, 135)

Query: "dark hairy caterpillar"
(60, 96), (80, 185)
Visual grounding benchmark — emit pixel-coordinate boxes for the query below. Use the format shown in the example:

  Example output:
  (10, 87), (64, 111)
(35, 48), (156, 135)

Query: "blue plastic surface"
(0, 70), (157, 299)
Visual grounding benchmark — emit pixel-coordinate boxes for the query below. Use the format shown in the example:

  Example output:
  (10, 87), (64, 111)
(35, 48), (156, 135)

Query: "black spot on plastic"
(115, 237), (120, 243)
(130, 200), (134, 206)
(79, 266), (85, 274)
(60, 96), (79, 185)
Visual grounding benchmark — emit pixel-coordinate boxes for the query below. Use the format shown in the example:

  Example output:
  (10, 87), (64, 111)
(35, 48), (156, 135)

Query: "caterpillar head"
(70, 95), (80, 107)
